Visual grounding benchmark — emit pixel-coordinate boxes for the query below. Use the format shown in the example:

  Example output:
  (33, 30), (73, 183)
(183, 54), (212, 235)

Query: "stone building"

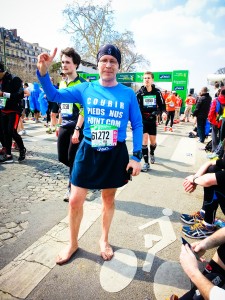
(0, 27), (97, 83)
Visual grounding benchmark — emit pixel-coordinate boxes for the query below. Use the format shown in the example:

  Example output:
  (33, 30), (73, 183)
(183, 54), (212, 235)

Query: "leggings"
(202, 165), (225, 224)
(165, 111), (175, 127)
(1, 112), (25, 155)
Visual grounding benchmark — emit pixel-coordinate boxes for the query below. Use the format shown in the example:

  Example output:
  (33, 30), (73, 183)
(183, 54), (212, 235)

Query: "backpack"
(216, 98), (225, 120)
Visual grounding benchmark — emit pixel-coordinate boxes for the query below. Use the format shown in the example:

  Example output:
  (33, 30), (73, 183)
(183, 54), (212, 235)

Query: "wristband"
(193, 175), (199, 185)
(132, 151), (142, 160)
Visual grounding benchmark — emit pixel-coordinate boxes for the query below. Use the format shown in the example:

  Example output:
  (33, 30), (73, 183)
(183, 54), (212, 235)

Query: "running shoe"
(51, 127), (56, 133)
(46, 128), (52, 134)
(141, 163), (150, 172)
(19, 129), (26, 136)
(169, 127), (173, 132)
(207, 152), (218, 159)
(180, 211), (204, 225)
(18, 147), (26, 162)
(11, 142), (19, 152)
(182, 221), (216, 239)
(0, 154), (14, 163)
(150, 155), (155, 164)
(164, 126), (168, 131)
(63, 189), (70, 202)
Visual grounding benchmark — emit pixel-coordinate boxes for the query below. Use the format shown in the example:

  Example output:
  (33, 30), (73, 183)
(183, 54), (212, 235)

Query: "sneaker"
(18, 147), (26, 162)
(0, 154), (14, 163)
(141, 163), (150, 172)
(207, 152), (218, 159)
(12, 142), (19, 152)
(63, 189), (70, 202)
(180, 211), (204, 225)
(18, 129), (26, 136)
(51, 127), (56, 133)
(169, 127), (173, 132)
(182, 221), (216, 239)
(0, 147), (6, 155)
(46, 128), (52, 134)
(164, 126), (167, 131)
(150, 155), (155, 164)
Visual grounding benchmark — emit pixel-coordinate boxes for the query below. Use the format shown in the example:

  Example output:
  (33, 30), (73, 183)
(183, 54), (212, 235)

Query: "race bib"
(0, 97), (7, 109)
(61, 103), (73, 117)
(169, 101), (174, 107)
(143, 95), (156, 107)
(90, 124), (118, 148)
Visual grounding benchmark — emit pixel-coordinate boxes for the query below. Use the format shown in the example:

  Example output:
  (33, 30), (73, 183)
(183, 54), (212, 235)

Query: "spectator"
(29, 82), (42, 123)
(168, 227), (225, 300)
(208, 88), (225, 153)
(193, 87), (212, 144)
(180, 154), (225, 239)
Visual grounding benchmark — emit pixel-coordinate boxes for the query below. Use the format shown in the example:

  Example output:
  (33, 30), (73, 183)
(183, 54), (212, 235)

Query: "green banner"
(116, 73), (135, 82)
(79, 70), (189, 107)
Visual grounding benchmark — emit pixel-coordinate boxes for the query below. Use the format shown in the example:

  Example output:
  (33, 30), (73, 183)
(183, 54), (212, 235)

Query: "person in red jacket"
(208, 88), (225, 152)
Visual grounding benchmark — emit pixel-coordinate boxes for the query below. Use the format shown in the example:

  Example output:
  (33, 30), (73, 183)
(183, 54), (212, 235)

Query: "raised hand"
(37, 48), (57, 76)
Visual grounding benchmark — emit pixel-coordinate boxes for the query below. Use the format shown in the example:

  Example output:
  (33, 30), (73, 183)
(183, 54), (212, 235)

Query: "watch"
(75, 125), (81, 131)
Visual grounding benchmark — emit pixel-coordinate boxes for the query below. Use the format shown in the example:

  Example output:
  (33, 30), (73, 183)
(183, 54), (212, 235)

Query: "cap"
(97, 44), (121, 68)
(0, 62), (5, 72)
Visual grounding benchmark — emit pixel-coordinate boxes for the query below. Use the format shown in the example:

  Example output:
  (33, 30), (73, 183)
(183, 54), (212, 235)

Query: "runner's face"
(143, 75), (153, 87)
(61, 55), (77, 76)
(98, 55), (119, 83)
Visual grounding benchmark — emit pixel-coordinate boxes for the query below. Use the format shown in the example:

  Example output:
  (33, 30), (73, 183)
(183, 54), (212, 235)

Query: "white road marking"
(100, 249), (137, 293)
(170, 137), (196, 165)
(139, 209), (177, 273)
(154, 261), (190, 299)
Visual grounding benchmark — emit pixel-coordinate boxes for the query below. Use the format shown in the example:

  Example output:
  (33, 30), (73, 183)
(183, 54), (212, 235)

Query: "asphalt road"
(0, 119), (222, 300)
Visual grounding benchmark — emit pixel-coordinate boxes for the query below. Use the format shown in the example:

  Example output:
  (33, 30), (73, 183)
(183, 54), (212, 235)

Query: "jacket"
(136, 85), (164, 121)
(1, 72), (24, 113)
(193, 93), (212, 119)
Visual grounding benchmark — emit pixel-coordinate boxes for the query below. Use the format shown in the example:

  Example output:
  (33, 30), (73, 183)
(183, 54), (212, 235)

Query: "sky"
(1, 0), (225, 94)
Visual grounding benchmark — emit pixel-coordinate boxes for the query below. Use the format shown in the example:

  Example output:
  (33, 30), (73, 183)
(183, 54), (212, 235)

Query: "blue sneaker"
(182, 221), (216, 239)
(180, 211), (204, 225)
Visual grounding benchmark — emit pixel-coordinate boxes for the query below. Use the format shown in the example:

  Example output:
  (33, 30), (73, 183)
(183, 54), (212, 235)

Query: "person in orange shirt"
(165, 91), (176, 131)
(184, 94), (196, 122)
(174, 94), (183, 123)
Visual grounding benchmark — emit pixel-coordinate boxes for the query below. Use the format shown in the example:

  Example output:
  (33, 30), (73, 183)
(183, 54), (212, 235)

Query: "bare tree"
(62, 0), (150, 72)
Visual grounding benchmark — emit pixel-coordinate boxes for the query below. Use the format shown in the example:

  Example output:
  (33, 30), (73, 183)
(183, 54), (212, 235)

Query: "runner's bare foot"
(99, 240), (114, 261)
(56, 245), (79, 265)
